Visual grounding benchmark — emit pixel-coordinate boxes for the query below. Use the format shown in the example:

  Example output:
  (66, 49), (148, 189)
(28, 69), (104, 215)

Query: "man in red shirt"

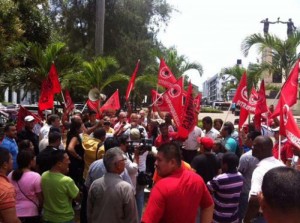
(0, 147), (20, 223)
(154, 123), (177, 148)
(142, 142), (214, 223)
(272, 127), (294, 165)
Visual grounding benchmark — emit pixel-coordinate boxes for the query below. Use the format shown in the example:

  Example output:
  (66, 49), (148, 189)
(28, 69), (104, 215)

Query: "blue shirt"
(224, 137), (237, 153)
(1, 137), (18, 169)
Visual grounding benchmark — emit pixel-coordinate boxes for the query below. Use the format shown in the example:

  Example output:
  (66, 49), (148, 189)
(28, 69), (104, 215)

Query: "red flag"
(194, 93), (202, 112)
(87, 99), (100, 113)
(232, 72), (250, 110)
(273, 60), (299, 117)
(254, 80), (269, 130)
(125, 60), (140, 101)
(151, 90), (169, 112)
(163, 77), (183, 127)
(239, 107), (249, 130)
(100, 90), (120, 112)
(64, 90), (75, 114)
(16, 106), (42, 131)
(158, 58), (177, 89)
(38, 79), (54, 111)
(280, 95), (300, 149)
(48, 64), (62, 94)
(178, 83), (196, 140)
(248, 88), (258, 114)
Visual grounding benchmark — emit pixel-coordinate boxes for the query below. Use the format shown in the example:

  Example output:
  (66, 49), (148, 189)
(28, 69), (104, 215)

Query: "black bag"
(137, 171), (152, 186)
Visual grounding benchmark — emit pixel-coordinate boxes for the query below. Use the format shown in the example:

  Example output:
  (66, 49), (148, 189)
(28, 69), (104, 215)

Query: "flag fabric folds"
(279, 95), (300, 149)
(38, 79), (54, 111)
(254, 80), (268, 130)
(163, 77), (184, 127)
(248, 88), (258, 114)
(125, 60), (140, 101)
(87, 99), (100, 113)
(178, 83), (196, 140)
(48, 63), (62, 94)
(100, 90), (120, 112)
(232, 72), (251, 111)
(17, 106), (42, 131)
(273, 60), (300, 117)
(64, 90), (75, 114)
(151, 90), (169, 112)
(158, 58), (177, 89)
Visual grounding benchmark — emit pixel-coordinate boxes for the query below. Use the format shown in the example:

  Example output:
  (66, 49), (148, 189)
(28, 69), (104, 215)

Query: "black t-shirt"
(191, 153), (220, 183)
(17, 128), (39, 155)
(36, 146), (58, 174)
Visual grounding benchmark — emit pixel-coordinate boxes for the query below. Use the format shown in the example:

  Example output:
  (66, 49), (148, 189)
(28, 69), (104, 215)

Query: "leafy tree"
(2, 42), (81, 100)
(241, 32), (300, 80)
(49, 0), (173, 74)
(62, 56), (129, 97)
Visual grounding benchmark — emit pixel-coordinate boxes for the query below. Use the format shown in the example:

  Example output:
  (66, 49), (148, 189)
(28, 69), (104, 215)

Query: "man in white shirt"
(244, 136), (284, 223)
(182, 126), (203, 163)
(202, 116), (220, 140)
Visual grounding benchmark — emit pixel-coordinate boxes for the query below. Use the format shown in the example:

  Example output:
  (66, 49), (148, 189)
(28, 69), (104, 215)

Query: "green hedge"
(200, 107), (223, 113)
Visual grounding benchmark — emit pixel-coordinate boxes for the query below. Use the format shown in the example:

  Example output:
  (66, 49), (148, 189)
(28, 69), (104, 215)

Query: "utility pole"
(95, 0), (105, 56)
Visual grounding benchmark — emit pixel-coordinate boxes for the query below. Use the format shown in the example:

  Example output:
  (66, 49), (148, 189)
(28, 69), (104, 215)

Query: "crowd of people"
(0, 105), (300, 223)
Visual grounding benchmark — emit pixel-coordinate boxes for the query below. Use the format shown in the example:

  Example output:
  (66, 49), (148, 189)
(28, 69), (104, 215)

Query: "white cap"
(24, 115), (35, 122)
(130, 128), (141, 141)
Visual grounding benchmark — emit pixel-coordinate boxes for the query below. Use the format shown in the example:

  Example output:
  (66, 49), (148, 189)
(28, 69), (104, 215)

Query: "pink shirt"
(8, 171), (42, 217)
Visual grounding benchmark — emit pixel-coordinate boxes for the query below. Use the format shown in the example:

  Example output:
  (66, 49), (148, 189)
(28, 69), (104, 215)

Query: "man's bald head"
(252, 136), (273, 161)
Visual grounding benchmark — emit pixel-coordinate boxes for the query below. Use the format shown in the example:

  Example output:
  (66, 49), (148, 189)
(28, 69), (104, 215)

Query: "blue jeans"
(135, 184), (145, 221)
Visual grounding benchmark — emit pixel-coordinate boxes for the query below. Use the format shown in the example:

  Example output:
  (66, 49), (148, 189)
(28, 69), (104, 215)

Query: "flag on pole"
(87, 99), (100, 113)
(232, 72), (250, 110)
(100, 90), (120, 112)
(279, 95), (300, 149)
(248, 87), (258, 114)
(194, 93), (202, 112)
(151, 90), (169, 112)
(254, 80), (268, 130)
(64, 90), (75, 114)
(158, 58), (177, 89)
(163, 77), (184, 127)
(16, 106), (42, 131)
(48, 63), (62, 94)
(178, 83), (196, 140)
(125, 60), (140, 101)
(38, 79), (54, 111)
(273, 60), (300, 117)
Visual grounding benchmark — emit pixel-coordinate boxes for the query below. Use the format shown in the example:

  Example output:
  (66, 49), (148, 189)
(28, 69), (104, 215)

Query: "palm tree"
(2, 41), (81, 98)
(241, 32), (300, 79)
(63, 56), (129, 95)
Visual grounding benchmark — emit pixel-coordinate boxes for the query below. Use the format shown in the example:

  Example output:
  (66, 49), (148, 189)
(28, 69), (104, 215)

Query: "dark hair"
(222, 152), (239, 173)
(49, 127), (61, 134)
(12, 150), (35, 181)
(157, 142), (182, 166)
(159, 122), (168, 129)
(48, 131), (62, 144)
(0, 147), (10, 167)
(18, 140), (32, 152)
(202, 116), (213, 125)
(213, 118), (223, 126)
(104, 137), (120, 152)
(262, 167), (300, 211)
(94, 128), (106, 140)
(69, 117), (82, 133)
(247, 130), (261, 141)
(4, 123), (15, 132)
(117, 135), (128, 145)
(223, 121), (234, 135)
(51, 150), (66, 167)
(47, 114), (59, 125)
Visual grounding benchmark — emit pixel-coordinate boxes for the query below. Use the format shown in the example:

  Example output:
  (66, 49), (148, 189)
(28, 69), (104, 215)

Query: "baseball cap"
(197, 137), (214, 149)
(24, 115), (35, 122)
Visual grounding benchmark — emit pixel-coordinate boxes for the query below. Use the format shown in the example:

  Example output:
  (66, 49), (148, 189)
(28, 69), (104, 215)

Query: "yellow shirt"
(82, 134), (105, 179)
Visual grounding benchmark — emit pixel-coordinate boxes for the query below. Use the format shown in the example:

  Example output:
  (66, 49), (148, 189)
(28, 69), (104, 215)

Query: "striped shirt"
(207, 172), (244, 223)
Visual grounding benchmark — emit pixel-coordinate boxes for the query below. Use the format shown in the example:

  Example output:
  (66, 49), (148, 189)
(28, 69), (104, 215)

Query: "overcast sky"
(158, 0), (300, 90)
